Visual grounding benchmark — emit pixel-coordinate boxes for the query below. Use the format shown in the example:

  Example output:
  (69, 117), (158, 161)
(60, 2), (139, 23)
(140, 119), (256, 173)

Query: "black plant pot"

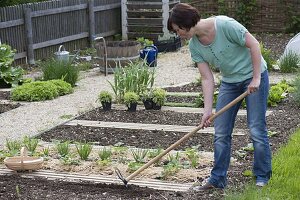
(143, 99), (154, 110)
(127, 103), (137, 112)
(101, 101), (112, 111)
(152, 103), (162, 110)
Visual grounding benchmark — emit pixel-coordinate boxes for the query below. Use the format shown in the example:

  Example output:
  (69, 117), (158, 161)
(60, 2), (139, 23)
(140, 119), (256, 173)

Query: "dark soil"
(0, 91), (10, 100)
(0, 103), (20, 114)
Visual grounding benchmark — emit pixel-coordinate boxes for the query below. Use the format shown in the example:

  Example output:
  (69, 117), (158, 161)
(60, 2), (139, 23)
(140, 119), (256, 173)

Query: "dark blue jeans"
(208, 70), (272, 188)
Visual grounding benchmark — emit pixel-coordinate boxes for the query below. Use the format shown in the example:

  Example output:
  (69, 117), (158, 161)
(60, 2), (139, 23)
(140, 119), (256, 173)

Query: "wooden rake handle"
(125, 91), (248, 182)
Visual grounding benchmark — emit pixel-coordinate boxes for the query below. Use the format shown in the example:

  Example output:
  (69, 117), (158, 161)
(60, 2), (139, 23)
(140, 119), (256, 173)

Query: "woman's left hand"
(248, 78), (260, 94)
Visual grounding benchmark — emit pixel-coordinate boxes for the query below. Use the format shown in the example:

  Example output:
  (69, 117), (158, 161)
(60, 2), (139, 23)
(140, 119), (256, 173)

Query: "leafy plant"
(108, 61), (155, 103)
(127, 161), (143, 173)
(98, 91), (112, 103)
(5, 139), (21, 155)
(40, 58), (79, 87)
(185, 148), (199, 168)
(152, 88), (166, 106)
(235, 0), (257, 29)
(268, 80), (293, 107)
(131, 149), (148, 163)
(161, 152), (182, 179)
(148, 148), (163, 159)
(23, 136), (39, 154)
(292, 74), (300, 107)
(48, 79), (73, 95)
(260, 42), (276, 71)
(124, 91), (139, 107)
(136, 37), (154, 48)
(75, 142), (93, 161)
(194, 93), (204, 108)
(98, 147), (112, 161)
(279, 51), (300, 73)
(55, 141), (70, 157)
(242, 170), (253, 177)
(0, 43), (24, 87)
(60, 155), (81, 166)
(42, 146), (50, 157)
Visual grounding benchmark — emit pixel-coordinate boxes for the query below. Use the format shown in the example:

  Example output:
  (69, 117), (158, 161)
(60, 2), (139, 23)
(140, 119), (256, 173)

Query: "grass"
(225, 128), (300, 200)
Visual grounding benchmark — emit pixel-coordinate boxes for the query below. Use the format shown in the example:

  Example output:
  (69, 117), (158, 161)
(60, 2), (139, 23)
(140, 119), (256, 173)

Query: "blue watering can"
(140, 45), (158, 67)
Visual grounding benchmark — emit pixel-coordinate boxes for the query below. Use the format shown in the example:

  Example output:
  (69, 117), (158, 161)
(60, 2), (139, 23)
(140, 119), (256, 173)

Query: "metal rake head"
(115, 167), (128, 187)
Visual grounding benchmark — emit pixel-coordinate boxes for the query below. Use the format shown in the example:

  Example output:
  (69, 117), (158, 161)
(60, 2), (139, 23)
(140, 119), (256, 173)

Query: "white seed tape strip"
(162, 106), (273, 116)
(0, 168), (192, 192)
(66, 120), (246, 136)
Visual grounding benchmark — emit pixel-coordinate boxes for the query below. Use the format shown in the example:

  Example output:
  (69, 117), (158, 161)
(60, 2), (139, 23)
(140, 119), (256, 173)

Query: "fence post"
(88, 0), (95, 47)
(121, 0), (128, 40)
(24, 8), (35, 65)
(162, 0), (169, 38)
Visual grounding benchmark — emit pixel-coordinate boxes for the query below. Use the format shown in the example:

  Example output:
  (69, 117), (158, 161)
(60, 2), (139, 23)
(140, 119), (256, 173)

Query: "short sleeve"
(189, 39), (205, 63)
(220, 17), (248, 46)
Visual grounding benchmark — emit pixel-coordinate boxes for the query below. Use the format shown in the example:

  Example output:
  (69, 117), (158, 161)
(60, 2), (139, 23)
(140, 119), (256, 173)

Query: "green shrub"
(40, 59), (79, 87)
(49, 79), (73, 95)
(0, 43), (24, 87)
(11, 81), (59, 101)
(279, 51), (300, 73)
(98, 91), (112, 103)
(152, 88), (166, 106)
(292, 74), (300, 106)
(124, 91), (139, 106)
(11, 80), (73, 101)
(260, 42), (276, 71)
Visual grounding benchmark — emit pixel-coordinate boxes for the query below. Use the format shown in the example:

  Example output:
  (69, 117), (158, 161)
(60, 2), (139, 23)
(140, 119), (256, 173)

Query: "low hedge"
(11, 79), (73, 101)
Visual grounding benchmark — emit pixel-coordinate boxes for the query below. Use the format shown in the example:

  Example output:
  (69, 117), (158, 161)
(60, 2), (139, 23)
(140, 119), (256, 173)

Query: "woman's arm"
(245, 32), (262, 93)
(198, 62), (214, 127)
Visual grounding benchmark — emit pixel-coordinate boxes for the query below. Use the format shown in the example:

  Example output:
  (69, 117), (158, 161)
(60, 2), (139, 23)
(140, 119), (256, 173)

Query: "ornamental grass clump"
(124, 92), (139, 107)
(279, 51), (300, 73)
(55, 141), (70, 157)
(108, 61), (155, 103)
(75, 142), (93, 161)
(40, 58), (79, 87)
(23, 136), (39, 154)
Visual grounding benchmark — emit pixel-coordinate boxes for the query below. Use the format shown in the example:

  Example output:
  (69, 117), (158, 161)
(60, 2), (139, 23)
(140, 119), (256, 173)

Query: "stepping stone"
(66, 120), (246, 136)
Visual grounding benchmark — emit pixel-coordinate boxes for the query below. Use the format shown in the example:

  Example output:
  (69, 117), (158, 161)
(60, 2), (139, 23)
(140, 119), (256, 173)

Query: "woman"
(168, 3), (271, 190)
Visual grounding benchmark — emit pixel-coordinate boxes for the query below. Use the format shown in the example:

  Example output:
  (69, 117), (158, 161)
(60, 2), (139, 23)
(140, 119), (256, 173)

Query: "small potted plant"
(152, 88), (166, 110)
(140, 89), (154, 110)
(98, 91), (112, 111)
(124, 91), (139, 112)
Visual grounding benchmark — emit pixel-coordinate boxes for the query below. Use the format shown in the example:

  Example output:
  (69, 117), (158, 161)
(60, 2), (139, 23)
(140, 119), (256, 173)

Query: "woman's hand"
(247, 78), (260, 94)
(200, 111), (213, 128)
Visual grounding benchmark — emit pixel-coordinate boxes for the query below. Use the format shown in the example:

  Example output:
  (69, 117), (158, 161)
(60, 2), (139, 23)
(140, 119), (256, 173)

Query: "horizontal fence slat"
(32, 32), (89, 49)
(31, 4), (88, 17)
(0, 19), (24, 29)
(94, 2), (121, 12)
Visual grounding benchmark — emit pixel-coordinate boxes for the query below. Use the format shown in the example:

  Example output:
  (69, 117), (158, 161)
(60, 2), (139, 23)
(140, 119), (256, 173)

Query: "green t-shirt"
(189, 16), (267, 83)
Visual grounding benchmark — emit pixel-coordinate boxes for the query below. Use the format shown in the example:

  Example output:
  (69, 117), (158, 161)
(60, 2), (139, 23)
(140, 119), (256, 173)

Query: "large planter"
(95, 40), (141, 74)
(0, 78), (12, 88)
(154, 36), (181, 53)
(127, 103), (137, 112)
(143, 99), (154, 110)
(101, 102), (112, 111)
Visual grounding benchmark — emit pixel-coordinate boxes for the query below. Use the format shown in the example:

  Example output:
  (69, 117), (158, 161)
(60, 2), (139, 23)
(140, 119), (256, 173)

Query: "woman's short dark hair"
(168, 3), (200, 32)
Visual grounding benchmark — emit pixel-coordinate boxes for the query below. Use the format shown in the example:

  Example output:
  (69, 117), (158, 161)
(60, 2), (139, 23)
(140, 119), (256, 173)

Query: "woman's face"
(171, 24), (193, 39)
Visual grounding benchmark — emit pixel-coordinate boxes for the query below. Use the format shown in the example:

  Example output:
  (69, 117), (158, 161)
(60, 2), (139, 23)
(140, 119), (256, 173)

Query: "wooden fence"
(182, 0), (300, 33)
(0, 0), (121, 64)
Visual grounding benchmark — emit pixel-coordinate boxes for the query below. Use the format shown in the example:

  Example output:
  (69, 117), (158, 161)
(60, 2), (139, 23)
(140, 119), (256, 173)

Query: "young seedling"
(55, 141), (70, 157)
(131, 148), (148, 163)
(23, 136), (39, 154)
(75, 142), (93, 161)
(161, 152), (182, 179)
(5, 139), (21, 156)
(185, 148), (199, 168)
(97, 147), (112, 167)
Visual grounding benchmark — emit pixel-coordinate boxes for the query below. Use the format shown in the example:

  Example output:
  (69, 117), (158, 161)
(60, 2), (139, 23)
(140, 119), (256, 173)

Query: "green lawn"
(226, 129), (300, 200)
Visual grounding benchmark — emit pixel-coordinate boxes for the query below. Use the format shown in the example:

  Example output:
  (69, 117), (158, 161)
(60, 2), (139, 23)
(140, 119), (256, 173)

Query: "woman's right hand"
(200, 111), (213, 128)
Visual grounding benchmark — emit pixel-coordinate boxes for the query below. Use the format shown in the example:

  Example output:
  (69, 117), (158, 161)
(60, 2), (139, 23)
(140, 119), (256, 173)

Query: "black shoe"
(191, 182), (216, 191)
